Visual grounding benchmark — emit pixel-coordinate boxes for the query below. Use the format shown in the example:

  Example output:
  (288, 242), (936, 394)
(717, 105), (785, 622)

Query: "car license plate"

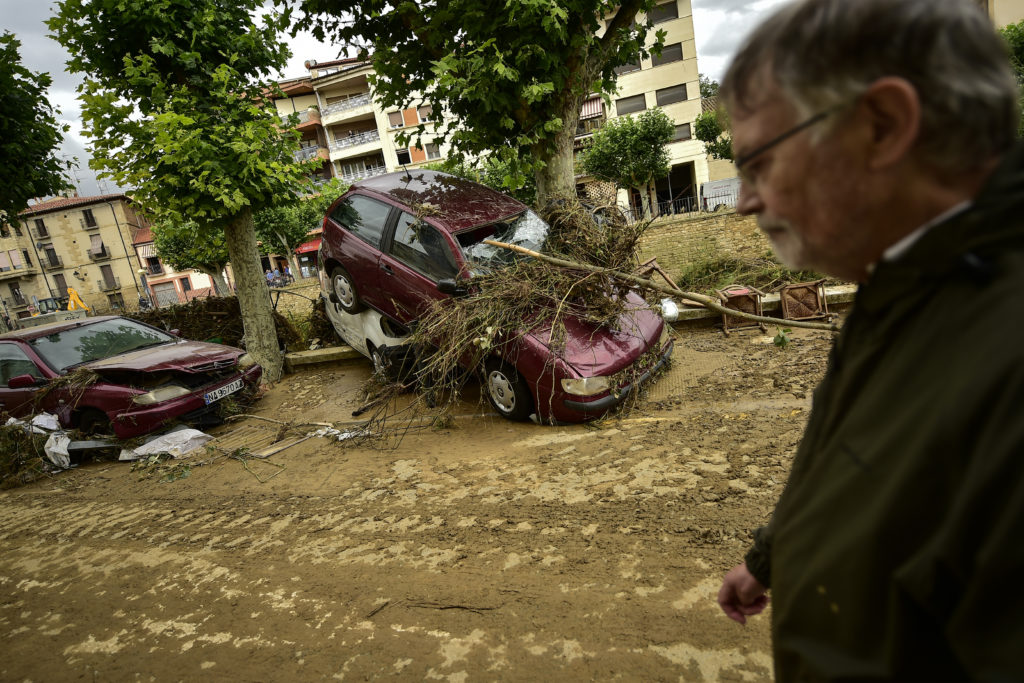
(204, 378), (243, 405)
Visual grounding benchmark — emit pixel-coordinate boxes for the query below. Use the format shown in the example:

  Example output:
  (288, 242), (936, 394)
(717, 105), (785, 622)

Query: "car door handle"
(380, 264), (394, 275)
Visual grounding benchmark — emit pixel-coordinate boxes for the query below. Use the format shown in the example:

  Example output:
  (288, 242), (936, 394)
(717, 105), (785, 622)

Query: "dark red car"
(0, 316), (262, 438)
(319, 170), (672, 424)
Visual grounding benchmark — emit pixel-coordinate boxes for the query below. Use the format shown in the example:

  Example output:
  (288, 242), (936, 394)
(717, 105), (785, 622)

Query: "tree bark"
(275, 232), (301, 280)
(534, 95), (584, 207)
(224, 207), (283, 382)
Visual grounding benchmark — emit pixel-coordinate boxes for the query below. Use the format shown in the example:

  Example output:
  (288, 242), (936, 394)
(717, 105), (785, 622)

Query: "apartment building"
(12, 194), (149, 315)
(133, 226), (218, 307)
(574, 0), (721, 214)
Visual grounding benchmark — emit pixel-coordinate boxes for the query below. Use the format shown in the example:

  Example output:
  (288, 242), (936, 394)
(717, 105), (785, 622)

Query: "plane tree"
(288, 0), (664, 205)
(49, 0), (313, 381)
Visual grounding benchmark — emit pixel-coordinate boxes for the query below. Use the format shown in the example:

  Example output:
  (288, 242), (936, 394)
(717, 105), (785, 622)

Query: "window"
(45, 247), (59, 267)
(389, 213), (459, 281)
(83, 209), (97, 227)
(107, 293), (125, 309)
(0, 343), (43, 386)
(146, 256), (162, 274)
(673, 123), (692, 141)
(425, 143), (441, 160)
(649, 1), (678, 24)
(652, 43), (682, 67)
(100, 264), (116, 288)
(396, 148), (412, 165)
(21, 250), (30, 266)
(614, 61), (641, 76)
(89, 234), (106, 258)
(53, 273), (68, 296)
(656, 83), (688, 106)
(616, 94), (647, 116)
(417, 106), (433, 123)
(180, 277), (192, 293)
(8, 250), (22, 269)
(388, 111), (404, 128)
(330, 194), (392, 248)
(34, 219), (48, 237)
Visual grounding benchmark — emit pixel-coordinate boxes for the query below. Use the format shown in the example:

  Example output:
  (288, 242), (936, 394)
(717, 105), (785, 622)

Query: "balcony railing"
(294, 108), (321, 126)
(146, 264), (164, 275)
(336, 166), (388, 183)
(329, 129), (381, 151)
(294, 145), (324, 162)
(5, 294), (29, 308)
(320, 93), (372, 118)
(98, 277), (121, 291)
(43, 255), (64, 270)
(31, 227), (50, 240)
(88, 247), (110, 261)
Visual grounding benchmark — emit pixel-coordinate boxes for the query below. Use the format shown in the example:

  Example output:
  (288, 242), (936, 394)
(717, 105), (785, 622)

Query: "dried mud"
(0, 325), (835, 681)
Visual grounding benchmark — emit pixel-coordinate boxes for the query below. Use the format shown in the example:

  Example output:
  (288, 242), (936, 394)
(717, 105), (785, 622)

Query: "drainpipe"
(105, 201), (141, 296)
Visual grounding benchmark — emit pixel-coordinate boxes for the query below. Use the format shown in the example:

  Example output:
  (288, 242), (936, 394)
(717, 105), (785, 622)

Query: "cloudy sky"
(2, 0), (786, 198)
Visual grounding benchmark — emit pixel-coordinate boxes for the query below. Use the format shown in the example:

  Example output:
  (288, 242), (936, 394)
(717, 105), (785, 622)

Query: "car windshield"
(458, 209), (550, 268)
(29, 318), (174, 372)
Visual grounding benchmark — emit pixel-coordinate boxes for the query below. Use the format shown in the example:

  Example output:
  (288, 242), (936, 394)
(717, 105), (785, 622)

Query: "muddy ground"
(0, 323), (835, 681)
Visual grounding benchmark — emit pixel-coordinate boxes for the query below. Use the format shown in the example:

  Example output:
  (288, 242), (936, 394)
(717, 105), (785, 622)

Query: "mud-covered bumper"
(562, 339), (674, 414)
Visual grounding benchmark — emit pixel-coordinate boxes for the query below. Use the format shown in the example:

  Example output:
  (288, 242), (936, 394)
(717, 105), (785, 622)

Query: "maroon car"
(0, 316), (262, 438)
(319, 170), (672, 424)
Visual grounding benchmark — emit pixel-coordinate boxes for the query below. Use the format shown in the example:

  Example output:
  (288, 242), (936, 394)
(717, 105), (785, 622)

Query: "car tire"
(78, 408), (112, 437)
(484, 359), (533, 421)
(330, 266), (365, 314)
(369, 344), (393, 380)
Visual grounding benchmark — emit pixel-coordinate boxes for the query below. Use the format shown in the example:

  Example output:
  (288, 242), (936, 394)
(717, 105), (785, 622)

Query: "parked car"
(320, 298), (413, 379)
(0, 316), (262, 438)
(318, 170), (673, 424)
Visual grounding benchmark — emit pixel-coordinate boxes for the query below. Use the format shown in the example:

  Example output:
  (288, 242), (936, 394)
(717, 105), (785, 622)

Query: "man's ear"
(857, 77), (921, 171)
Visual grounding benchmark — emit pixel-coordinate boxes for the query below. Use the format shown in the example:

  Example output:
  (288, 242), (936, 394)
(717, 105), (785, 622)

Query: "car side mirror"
(437, 279), (468, 296)
(168, 328), (181, 337)
(8, 374), (42, 390)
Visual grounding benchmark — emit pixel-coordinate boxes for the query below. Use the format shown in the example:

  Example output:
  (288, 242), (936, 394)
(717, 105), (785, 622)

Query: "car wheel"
(369, 344), (392, 380)
(484, 359), (533, 421)
(330, 266), (365, 314)
(78, 408), (112, 437)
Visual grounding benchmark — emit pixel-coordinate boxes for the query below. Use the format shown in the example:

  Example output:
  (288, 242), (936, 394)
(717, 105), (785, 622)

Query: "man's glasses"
(735, 106), (841, 185)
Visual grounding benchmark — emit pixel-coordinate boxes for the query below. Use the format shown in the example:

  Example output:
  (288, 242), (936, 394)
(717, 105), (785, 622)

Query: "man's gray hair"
(721, 0), (1020, 172)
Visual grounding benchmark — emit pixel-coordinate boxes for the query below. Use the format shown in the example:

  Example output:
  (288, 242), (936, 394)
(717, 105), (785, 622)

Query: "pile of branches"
(126, 295), (300, 350)
(361, 198), (658, 428)
(0, 423), (51, 489)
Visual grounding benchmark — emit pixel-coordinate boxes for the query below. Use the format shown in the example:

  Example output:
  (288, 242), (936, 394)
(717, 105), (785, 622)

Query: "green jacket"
(745, 143), (1024, 681)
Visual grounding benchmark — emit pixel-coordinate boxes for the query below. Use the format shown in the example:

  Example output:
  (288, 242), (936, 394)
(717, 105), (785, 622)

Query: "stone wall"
(637, 209), (770, 278)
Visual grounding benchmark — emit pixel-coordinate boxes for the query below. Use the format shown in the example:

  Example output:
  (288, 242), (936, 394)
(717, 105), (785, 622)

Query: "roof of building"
(133, 225), (154, 245)
(19, 193), (129, 218)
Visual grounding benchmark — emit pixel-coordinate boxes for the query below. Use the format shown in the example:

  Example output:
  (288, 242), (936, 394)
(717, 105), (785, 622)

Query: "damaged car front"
(2, 316), (262, 438)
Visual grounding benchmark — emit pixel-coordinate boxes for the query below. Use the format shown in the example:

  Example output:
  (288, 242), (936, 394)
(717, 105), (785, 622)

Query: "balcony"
(145, 264), (164, 276)
(0, 265), (37, 281)
(320, 92), (374, 125)
(294, 108), (322, 130)
(43, 255), (64, 270)
(335, 166), (388, 183)
(31, 227), (50, 240)
(98, 277), (121, 292)
(5, 294), (29, 309)
(328, 130), (383, 162)
(294, 145), (329, 163)
(88, 247), (111, 261)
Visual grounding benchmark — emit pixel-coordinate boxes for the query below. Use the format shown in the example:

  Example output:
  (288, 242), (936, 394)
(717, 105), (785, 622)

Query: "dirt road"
(0, 326), (833, 681)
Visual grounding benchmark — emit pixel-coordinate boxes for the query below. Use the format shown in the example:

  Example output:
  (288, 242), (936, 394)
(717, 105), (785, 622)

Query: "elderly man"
(715, 0), (1024, 679)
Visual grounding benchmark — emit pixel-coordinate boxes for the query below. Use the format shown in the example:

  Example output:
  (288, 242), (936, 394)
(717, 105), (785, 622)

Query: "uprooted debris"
(125, 295), (301, 350)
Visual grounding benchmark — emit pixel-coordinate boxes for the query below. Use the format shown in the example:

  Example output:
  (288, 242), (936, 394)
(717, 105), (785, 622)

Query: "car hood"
(527, 292), (665, 377)
(82, 340), (243, 373)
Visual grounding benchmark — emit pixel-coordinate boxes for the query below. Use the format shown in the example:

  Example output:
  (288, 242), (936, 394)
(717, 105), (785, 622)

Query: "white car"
(320, 293), (413, 378)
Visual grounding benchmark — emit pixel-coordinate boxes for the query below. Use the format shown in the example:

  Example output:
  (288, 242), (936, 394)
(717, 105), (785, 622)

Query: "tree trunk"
(204, 268), (230, 296)
(533, 95), (584, 207)
(275, 232), (301, 280)
(224, 207), (283, 382)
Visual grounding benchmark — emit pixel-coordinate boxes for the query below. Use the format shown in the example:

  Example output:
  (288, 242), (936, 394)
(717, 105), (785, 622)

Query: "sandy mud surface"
(0, 324), (834, 681)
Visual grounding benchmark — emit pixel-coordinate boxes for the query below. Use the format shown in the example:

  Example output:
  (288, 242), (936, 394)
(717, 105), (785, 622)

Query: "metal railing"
(320, 92), (372, 117)
(98, 277), (121, 291)
(31, 227), (50, 240)
(294, 145), (323, 162)
(329, 129), (381, 151)
(5, 294), (29, 308)
(43, 255), (64, 270)
(335, 166), (388, 183)
(88, 247), (110, 261)
(146, 264), (163, 275)
(294, 108), (320, 125)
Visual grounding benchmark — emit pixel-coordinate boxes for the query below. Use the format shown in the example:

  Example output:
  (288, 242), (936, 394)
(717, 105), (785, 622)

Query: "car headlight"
(560, 376), (611, 397)
(132, 385), (192, 406)
(237, 353), (257, 369)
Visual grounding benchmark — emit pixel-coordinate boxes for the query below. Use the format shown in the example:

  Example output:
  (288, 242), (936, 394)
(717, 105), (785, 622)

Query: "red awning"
(295, 238), (321, 254)
(580, 97), (604, 120)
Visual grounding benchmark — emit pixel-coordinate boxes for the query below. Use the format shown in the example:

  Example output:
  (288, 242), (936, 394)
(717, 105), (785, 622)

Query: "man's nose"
(736, 181), (762, 215)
